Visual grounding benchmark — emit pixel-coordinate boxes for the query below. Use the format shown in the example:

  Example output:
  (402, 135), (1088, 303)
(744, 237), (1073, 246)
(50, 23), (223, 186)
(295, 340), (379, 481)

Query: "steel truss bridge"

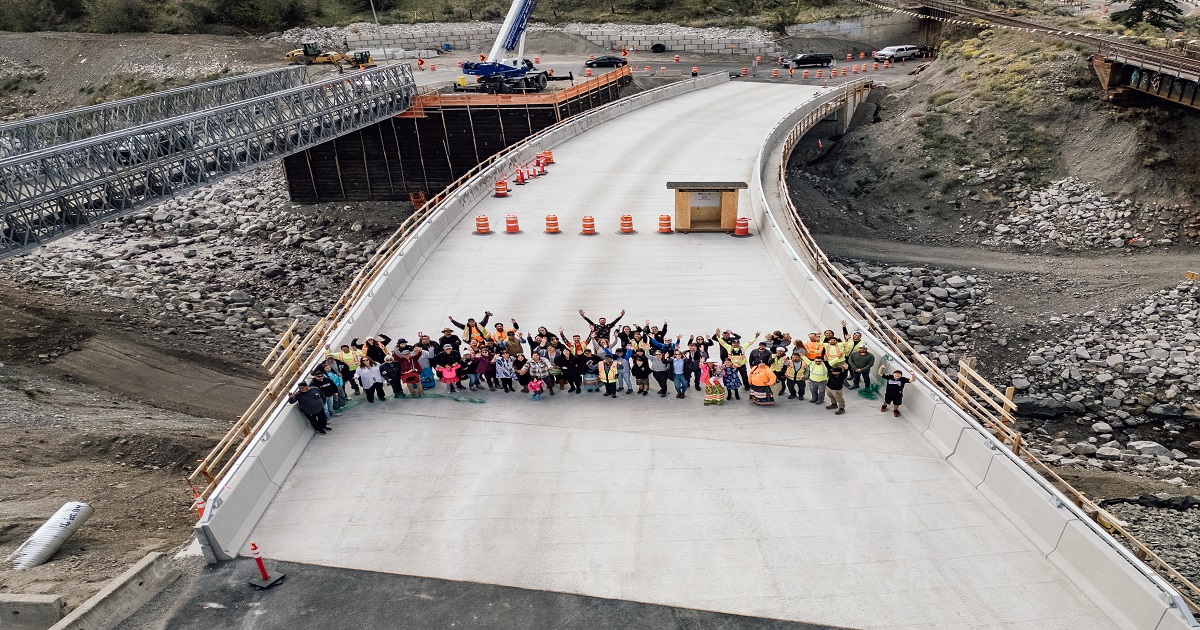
(0, 66), (310, 155)
(0, 64), (417, 257)
(863, 0), (1200, 109)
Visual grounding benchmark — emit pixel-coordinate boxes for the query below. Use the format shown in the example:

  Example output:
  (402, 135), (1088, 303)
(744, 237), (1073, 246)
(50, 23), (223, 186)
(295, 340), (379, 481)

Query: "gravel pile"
(1105, 499), (1200, 590)
(833, 259), (991, 376)
(979, 176), (1185, 250)
(557, 22), (779, 43)
(1, 165), (386, 353)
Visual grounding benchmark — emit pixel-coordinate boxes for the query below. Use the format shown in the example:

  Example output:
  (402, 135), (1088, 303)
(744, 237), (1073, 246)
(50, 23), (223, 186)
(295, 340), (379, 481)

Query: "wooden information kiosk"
(666, 181), (747, 233)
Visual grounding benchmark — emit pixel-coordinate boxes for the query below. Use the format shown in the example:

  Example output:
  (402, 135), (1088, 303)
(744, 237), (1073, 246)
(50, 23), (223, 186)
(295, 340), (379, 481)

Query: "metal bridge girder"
(1, 65), (417, 257)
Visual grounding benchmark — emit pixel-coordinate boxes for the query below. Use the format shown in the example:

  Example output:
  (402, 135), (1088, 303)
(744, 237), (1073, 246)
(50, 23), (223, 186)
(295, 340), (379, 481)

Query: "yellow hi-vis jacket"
(328, 348), (361, 369)
(598, 363), (619, 383)
(807, 361), (829, 382)
(824, 342), (846, 366)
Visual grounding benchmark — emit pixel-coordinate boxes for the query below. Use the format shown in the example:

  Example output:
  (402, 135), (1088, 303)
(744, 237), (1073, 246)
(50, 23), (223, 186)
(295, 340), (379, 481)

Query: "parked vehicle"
(787, 53), (834, 68)
(874, 45), (921, 62)
(585, 56), (628, 68)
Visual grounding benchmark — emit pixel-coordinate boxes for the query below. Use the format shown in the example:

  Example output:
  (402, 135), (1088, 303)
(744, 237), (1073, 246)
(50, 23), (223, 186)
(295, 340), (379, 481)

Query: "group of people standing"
(287, 309), (912, 434)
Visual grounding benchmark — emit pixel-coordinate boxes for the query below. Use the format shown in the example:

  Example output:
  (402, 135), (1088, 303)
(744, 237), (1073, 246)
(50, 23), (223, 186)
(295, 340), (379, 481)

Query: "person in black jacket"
(309, 373), (339, 418)
(379, 355), (403, 398)
(355, 334), (392, 364)
(437, 327), (462, 353)
(288, 383), (329, 434)
(630, 351), (652, 396)
(579, 308), (625, 349)
(826, 363), (848, 415)
(748, 341), (773, 367)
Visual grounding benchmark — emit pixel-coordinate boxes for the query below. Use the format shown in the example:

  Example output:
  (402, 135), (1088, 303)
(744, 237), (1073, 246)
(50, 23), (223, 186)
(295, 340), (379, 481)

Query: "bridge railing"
(0, 66), (310, 155)
(0, 64), (416, 258)
(752, 78), (1200, 625)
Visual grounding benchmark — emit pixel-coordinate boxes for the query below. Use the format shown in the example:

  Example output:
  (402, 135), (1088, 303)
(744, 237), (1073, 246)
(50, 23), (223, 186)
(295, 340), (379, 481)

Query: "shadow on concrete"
(118, 558), (855, 630)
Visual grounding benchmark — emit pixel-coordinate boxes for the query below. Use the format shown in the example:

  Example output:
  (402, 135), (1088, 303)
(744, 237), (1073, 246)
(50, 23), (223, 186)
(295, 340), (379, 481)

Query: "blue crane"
(458, 0), (550, 93)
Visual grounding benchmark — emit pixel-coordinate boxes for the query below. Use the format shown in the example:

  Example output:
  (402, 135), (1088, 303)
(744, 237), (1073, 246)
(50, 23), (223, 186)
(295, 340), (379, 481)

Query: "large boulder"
(1014, 396), (1070, 419)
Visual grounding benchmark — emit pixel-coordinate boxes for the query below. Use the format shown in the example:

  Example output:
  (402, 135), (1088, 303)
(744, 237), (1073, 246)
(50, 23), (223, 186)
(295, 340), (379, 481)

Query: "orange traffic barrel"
(873, 62), (879, 70)
(580, 216), (597, 236)
(644, 66), (651, 72)
(741, 67), (748, 77)
(816, 69), (822, 78)
(884, 60), (890, 69)
(860, 51), (866, 59)
(732, 217), (751, 238)
(545, 215), (561, 234)
(494, 180), (508, 197)
(802, 69), (810, 79)
(515, 169), (526, 185)
(660, 66), (667, 73)
(852, 65), (858, 74)
(845, 53), (852, 61)
(772, 68), (779, 77)
(505, 214), (520, 234)
(691, 66), (698, 76)
(589, 53), (595, 61)
(756, 56), (762, 64)
(673, 54), (680, 62)
(840, 67), (847, 76)
(475, 215), (492, 235)
(618, 215), (635, 234)
(585, 68), (593, 77)
(657, 214), (672, 234)
(544, 150), (554, 164)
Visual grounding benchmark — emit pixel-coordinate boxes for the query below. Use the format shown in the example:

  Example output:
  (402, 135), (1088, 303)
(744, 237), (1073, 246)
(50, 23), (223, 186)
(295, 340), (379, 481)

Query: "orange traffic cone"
(191, 488), (206, 518)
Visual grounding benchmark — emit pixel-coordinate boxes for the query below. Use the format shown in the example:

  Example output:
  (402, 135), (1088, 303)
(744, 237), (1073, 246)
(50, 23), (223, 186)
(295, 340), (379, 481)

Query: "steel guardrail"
(0, 64), (416, 257)
(0, 66), (310, 155)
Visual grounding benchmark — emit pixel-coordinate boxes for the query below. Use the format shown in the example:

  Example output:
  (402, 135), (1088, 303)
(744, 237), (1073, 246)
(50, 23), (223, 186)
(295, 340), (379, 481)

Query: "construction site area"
(2, 0), (1200, 628)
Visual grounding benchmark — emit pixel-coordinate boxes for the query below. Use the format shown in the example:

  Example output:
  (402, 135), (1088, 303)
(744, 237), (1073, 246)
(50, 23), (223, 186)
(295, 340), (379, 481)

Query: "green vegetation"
(1112, 0), (1183, 30)
(0, 0), (867, 35)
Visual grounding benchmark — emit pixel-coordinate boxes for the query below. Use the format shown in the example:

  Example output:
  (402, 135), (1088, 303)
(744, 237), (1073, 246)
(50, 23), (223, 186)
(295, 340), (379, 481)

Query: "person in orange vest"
(803, 333), (824, 360)
(326, 343), (363, 395)
(449, 311), (491, 344)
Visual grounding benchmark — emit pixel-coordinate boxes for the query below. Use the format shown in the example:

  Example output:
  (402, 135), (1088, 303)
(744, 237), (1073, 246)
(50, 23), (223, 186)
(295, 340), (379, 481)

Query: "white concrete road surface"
(246, 82), (1118, 630)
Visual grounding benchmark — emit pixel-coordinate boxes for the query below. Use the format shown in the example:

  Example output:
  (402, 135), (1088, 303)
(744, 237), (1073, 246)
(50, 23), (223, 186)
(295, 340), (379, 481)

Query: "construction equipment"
(285, 41), (374, 68)
(457, 0), (551, 93)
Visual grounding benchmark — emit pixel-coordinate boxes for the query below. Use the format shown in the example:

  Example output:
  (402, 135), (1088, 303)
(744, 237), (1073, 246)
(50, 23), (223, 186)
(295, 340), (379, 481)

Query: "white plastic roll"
(6, 502), (94, 570)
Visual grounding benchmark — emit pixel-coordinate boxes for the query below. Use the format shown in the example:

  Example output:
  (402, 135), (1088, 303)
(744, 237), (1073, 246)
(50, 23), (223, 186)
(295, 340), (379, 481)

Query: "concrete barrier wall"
(346, 25), (783, 56)
(786, 12), (920, 48)
(195, 71), (731, 563)
(749, 89), (1197, 630)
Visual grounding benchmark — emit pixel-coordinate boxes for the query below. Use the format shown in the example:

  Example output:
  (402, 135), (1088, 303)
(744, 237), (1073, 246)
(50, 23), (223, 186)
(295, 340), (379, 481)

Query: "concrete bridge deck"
(241, 81), (1119, 629)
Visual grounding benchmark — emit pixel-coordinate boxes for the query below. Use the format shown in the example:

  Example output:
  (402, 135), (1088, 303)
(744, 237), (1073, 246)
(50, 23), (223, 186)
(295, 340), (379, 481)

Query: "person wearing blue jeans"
(616, 348), (634, 394)
(672, 351), (694, 399)
(846, 346), (875, 389)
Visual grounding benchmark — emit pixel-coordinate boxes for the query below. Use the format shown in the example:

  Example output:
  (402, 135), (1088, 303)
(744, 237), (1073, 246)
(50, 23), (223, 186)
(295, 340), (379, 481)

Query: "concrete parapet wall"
(49, 552), (178, 630)
(750, 85), (1197, 630)
(0, 595), (67, 630)
(786, 12), (921, 48)
(194, 71), (730, 564)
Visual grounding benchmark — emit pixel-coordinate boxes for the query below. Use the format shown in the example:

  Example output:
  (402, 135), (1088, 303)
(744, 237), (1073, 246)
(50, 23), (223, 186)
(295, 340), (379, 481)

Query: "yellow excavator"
(285, 42), (375, 68)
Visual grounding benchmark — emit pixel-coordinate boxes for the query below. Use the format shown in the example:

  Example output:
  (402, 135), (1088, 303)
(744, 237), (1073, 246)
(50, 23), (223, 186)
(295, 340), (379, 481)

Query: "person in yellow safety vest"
(326, 343), (363, 395)
(840, 319), (865, 355)
(782, 352), (807, 399)
(449, 312), (492, 344)
(803, 333), (824, 360)
(769, 347), (788, 393)
(806, 356), (830, 405)
(717, 328), (759, 390)
(598, 356), (620, 398)
(824, 339), (847, 367)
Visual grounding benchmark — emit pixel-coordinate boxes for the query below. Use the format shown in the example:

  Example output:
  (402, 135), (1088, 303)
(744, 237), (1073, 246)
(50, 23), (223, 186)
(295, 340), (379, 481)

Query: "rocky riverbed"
(0, 165), (409, 361)
(1106, 498), (1200, 593)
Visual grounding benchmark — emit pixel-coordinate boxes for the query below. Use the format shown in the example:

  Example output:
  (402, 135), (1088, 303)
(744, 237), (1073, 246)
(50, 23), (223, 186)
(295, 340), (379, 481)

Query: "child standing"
(879, 365), (911, 417)
(529, 377), (545, 401)
(722, 358), (742, 400)
(438, 361), (461, 393)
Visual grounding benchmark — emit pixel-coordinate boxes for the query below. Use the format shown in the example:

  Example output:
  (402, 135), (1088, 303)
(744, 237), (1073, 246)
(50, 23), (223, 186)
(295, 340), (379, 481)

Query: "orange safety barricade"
(816, 69), (823, 78)
(733, 217), (751, 237)
(544, 150), (554, 164)
(494, 180), (507, 197)
(802, 69), (810, 79)
(846, 53), (852, 61)
(618, 215), (635, 234)
(657, 215), (672, 234)
(873, 62), (879, 70)
(545, 215), (560, 234)
(580, 216), (596, 235)
(840, 67), (847, 76)
(673, 54), (680, 62)
(475, 215), (492, 235)
(772, 68), (779, 77)
(741, 67), (748, 77)
(691, 66), (699, 76)
(505, 214), (520, 234)
(585, 68), (593, 77)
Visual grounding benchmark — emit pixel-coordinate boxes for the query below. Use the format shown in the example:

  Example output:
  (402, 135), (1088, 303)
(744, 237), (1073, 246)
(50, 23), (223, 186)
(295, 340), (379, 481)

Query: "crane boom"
(487, 0), (539, 63)
(458, 0), (555, 93)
